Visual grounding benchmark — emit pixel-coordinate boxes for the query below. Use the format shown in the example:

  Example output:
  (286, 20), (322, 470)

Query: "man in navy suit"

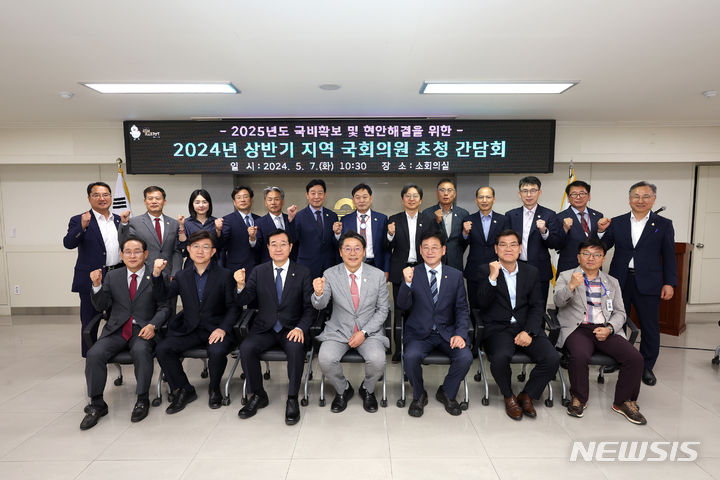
(234, 229), (315, 425)
(396, 231), (473, 417)
(63, 182), (123, 357)
(340, 183), (390, 276)
(462, 186), (505, 310)
(477, 230), (560, 421)
(290, 179), (342, 279)
(422, 178), (469, 271)
(597, 181), (677, 386)
(504, 176), (562, 308)
(255, 186), (298, 263)
(554, 180), (603, 276)
(152, 230), (240, 413)
(220, 185), (261, 275)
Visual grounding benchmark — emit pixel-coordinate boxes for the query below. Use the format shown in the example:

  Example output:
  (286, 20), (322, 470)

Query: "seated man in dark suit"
(554, 239), (646, 425)
(554, 180), (603, 276)
(234, 229), (315, 425)
(81, 236), (169, 430)
(477, 230), (560, 421)
(396, 232), (473, 417)
(153, 230), (239, 414)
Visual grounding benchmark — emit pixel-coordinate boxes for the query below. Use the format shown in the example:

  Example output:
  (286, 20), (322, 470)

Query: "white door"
(689, 165), (720, 303)
(0, 183), (8, 309)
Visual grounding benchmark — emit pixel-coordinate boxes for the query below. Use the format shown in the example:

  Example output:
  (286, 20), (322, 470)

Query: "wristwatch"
(362, 330), (369, 338)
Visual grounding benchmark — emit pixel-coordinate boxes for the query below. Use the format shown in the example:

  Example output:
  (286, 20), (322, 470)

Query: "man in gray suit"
(118, 185), (183, 279)
(554, 238), (646, 425)
(312, 231), (390, 413)
(81, 236), (169, 430)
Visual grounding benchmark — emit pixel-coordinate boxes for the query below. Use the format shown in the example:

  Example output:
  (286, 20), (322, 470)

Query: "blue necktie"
(429, 269), (438, 304)
(273, 267), (283, 332)
(315, 210), (323, 229)
(244, 214), (253, 228)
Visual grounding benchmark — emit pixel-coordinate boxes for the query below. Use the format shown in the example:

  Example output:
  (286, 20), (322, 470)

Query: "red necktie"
(154, 217), (162, 244)
(359, 214), (368, 241)
(581, 213), (589, 235)
(122, 273), (137, 341)
(350, 273), (360, 333)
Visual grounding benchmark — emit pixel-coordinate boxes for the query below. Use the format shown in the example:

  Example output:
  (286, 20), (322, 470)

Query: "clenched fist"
(177, 215), (185, 228)
(597, 217), (611, 233)
(214, 217), (224, 234)
(89, 269), (103, 287)
(568, 271), (584, 291)
(81, 210), (92, 229)
(234, 268), (246, 289)
(153, 258), (167, 277)
(120, 210), (131, 224)
(536, 219), (547, 234)
(488, 261), (501, 281)
(287, 204), (298, 222)
(434, 209), (443, 224)
(402, 266), (414, 284)
(563, 217), (573, 232)
(247, 226), (258, 241)
(462, 220), (472, 236)
(313, 277), (326, 296)
(387, 222), (396, 236)
(332, 221), (343, 235)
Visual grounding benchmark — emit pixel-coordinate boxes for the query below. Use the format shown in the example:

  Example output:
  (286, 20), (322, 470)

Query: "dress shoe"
(613, 400), (647, 425)
(80, 404), (108, 430)
(330, 382), (354, 413)
(408, 391), (428, 417)
(238, 392), (269, 419)
(435, 386), (461, 416)
(208, 389), (223, 409)
(516, 392), (537, 418)
(131, 398), (150, 423)
(504, 395), (523, 421)
(165, 388), (197, 414)
(285, 397), (300, 425)
(358, 383), (378, 413)
(83, 404), (91, 414)
(642, 368), (657, 386)
(391, 352), (401, 364)
(566, 396), (587, 418)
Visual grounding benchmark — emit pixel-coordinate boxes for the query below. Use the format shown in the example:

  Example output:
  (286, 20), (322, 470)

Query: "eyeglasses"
(520, 188), (539, 195)
(497, 242), (520, 248)
(342, 246), (364, 254)
(122, 250), (144, 256)
(403, 193), (420, 199)
(630, 195), (654, 201)
(90, 193), (111, 199)
(189, 244), (213, 251)
(580, 251), (604, 259)
(438, 188), (455, 194)
(421, 246), (442, 253)
(269, 242), (290, 249)
(568, 192), (588, 198)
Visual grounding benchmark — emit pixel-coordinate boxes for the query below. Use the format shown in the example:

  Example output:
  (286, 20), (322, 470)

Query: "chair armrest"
(393, 308), (406, 342)
(471, 308), (485, 347)
(466, 314), (475, 350)
(309, 307), (328, 341)
(626, 318), (639, 345)
(82, 313), (106, 350)
(235, 308), (257, 342)
(545, 311), (560, 346)
(384, 309), (394, 340)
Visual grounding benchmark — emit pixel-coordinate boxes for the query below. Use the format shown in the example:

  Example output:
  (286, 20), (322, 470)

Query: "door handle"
(695, 243), (704, 249)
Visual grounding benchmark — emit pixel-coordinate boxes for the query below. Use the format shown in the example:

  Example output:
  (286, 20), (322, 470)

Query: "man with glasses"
(396, 232), (472, 417)
(64, 182), (123, 357)
(234, 229), (314, 425)
(555, 180), (604, 276)
(313, 231), (390, 413)
(255, 186), (299, 263)
(504, 176), (561, 308)
(422, 178), (469, 271)
(477, 230), (560, 420)
(554, 239), (646, 425)
(597, 181), (677, 386)
(340, 183), (390, 277)
(152, 230), (239, 413)
(81, 237), (169, 430)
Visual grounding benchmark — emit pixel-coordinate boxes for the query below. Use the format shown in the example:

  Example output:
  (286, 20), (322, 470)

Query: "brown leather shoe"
(516, 392), (537, 418)
(504, 395), (522, 420)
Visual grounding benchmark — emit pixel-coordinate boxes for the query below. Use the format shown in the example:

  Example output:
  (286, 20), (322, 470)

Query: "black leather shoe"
(80, 404), (108, 430)
(208, 390), (223, 409)
(642, 368), (657, 386)
(131, 398), (150, 423)
(358, 383), (378, 413)
(330, 382), (354, 413)
(391, 352), (401, 364)
(408, 391), (428, 417)
(285, 398), (300, 425)
(83, 404), (92, 414)
(435, 386), (461, 416)
(238, 392), (269, 419)
(166, 388), (197, 414)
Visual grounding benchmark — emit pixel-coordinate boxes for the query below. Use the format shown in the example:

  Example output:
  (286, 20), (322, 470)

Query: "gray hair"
(629, 181), (657, 195)
(263, 186), (285, 200)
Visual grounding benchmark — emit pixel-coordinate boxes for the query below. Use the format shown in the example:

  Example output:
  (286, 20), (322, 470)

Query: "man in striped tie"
(396, 231), (473, 417)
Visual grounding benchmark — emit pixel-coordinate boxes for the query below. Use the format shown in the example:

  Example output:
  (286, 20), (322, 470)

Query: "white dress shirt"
(356, 210), (374, 260)
(94, 209), (120, 266)
(629, 212), (650, 268)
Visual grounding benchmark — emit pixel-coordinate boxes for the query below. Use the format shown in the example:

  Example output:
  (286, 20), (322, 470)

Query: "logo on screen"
(129, 125), (142, 140)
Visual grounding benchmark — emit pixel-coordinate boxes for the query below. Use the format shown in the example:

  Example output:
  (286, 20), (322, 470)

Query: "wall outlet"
(14, 285), (20, 295)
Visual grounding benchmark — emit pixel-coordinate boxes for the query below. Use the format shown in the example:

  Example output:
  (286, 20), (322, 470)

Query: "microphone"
(655, 206), (666, 214)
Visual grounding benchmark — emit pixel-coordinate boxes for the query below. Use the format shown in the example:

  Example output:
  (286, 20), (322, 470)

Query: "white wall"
(0, 122), (716, 308)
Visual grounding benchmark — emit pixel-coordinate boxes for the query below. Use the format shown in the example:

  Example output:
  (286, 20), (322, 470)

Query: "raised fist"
(434, 208), (443, 224)
(177, 215), (185, 228)
(287, 204), (298, 221)
(214, 217), (224, 233)
(332, 221), (343, 235)
(536, 219), (547, 233)
(313, 277), (326, 296)
(234, 268), (246, 288)
(89, 269), (103, 287)
(563, 217), (573, 232)
(387, 222), (395, 236)
(81, 210), (92, 229)
(153, 258), (168, 277)
(402, 266), (414, 284)
(569, 272), (585, 291)
(462, 220), (472, 236)
(488, 261), (501, 281)
(247, 225), (258, 241)
(597, 217), (611, 233)
(120, 210), (131, 224)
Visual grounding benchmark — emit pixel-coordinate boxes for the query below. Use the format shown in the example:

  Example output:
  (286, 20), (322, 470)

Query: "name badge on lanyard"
(606, 298), (614, 312)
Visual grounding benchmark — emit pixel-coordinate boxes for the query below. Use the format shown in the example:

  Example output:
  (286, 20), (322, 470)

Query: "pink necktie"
(350, 273), (360, 333)
(122, 273), (137, 341)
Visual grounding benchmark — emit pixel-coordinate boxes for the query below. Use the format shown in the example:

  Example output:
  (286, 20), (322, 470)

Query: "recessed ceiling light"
(420, 82), (577, 94)
(319, 83), (342, 91)
(81, 83), (239, 94)
(702, 90), (717, 98)
(58, 91), (74, 99)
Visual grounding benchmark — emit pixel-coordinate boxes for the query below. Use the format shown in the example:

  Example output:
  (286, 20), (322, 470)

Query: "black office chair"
(227, 308), (317, 407)
(314, 306), (392, 408)
(472, 308), (559, 407)
(83, 311), (134, 388)
(546, 308), (640, 407)
(394, 308), (474, 409)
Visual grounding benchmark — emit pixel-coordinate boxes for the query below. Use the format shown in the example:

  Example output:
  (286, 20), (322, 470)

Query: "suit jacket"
(64, 211), (122, 294)
(291, 206), (340, 279)
(236, 260), (315, 335)
(422, 204), (469, 271)
(600, 211), (677, 295)
(119, 213), (182, 277)
(220, 210), (262, 274)
(396, 264), (469, 343)
(554, 206), (603, 275)
(476, 262), (545, 338)
(255, 212), (297, 263)
(385, 210), (441, 284)
(503, 204), (562, 281)
(340, 209), (390, 272)
(461, 210), (506, 282)
(152, 263), (239, 335)
(312, 263), (390, 348)
(91, 264), (170, 339)
(553, 268), (627, 348)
